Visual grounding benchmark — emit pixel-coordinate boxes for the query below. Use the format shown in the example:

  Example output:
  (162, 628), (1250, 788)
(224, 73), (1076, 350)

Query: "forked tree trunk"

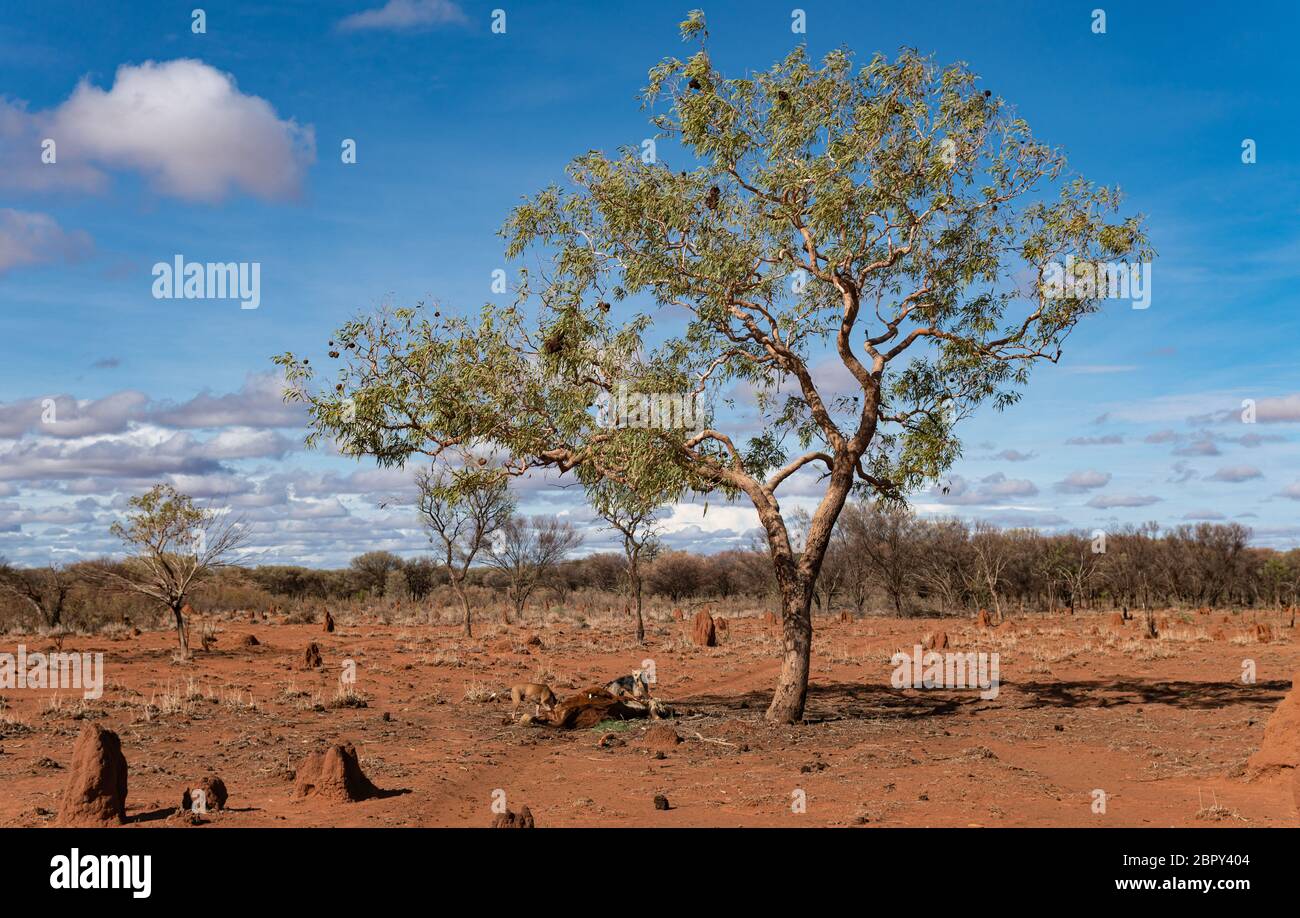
(767, 575), (815, 724)
(761, 464), (854, 724)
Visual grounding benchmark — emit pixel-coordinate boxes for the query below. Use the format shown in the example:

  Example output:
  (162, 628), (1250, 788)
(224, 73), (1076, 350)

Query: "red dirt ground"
(1, 608), (1295, 827)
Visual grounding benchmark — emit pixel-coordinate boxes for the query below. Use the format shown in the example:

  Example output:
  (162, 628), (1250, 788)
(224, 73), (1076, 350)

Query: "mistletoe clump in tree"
(277, 12), (1150, 722)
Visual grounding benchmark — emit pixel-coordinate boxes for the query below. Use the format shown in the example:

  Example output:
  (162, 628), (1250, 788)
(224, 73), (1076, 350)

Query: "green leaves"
(111, 484), (206, 554)
(679, 9), (707, 43)
(279, 28), (1149, 538)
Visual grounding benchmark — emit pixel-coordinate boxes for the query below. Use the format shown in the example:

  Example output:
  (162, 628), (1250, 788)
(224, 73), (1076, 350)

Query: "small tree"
(814, 535), (850, 617)
(415, 464), (514, 636)
(915, 518), (970, 613)
(349, 550), (404, 598)
(1057, 531), (1102, 614)
(487, 515), (583, 622)
(968, 523), (1011, 621)
(0, 560), (74, 629)
(841, 499), (920, 617)
(91, 485), (247, 658)
(402, 557), (441, 601)
(590, 482), (663, 643)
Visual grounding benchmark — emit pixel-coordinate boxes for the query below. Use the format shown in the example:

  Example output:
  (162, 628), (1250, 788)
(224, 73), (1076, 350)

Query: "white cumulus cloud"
(47, 59), (314, 202)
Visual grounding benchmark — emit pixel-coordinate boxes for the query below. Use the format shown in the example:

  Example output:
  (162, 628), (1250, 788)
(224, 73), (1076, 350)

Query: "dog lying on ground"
(604, 669), (652, 700)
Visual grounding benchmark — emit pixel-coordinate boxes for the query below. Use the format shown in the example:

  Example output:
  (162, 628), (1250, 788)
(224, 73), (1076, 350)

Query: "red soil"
(1, 609), (1295, 827)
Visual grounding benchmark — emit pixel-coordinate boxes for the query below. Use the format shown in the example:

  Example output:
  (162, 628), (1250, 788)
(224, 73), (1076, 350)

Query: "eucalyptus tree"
(276, 13), (1149, 722)
(415, 464), (514, 636)
(89, 484), (247, 658)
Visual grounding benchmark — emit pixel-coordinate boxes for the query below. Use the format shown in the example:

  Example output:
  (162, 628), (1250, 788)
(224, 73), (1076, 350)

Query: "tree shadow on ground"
(681, 681), (986, 723)
(1011, 678), (1290, 711)
(679, 677), (1290, 722)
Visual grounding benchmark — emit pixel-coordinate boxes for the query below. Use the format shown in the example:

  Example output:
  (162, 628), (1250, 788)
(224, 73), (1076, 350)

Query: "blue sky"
(1, 0), (1298, 566)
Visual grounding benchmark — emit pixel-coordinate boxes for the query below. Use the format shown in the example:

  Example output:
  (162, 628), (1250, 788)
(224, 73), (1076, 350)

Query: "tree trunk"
(632, 568), (645, 644)
(767, 576), (814, 724)
(455, 582), (472, 637)
(756, 457), (855, 724)
(172, 601), (190, 659)
(989, 582), (1004, 622)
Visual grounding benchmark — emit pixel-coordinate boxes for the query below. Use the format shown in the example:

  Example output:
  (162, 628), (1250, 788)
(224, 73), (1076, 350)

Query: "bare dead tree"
(841, 500), (920, 617)
(487, 515), (584, 622)
(968, 523), (1012, 622)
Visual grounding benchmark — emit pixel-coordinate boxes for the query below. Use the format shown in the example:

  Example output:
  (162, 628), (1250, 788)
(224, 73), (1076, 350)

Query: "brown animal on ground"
(510, 683), (558, 717)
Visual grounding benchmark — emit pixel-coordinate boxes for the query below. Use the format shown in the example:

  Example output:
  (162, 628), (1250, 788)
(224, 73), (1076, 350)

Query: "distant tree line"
(3, 505), (1297, 634)
(819, 503), (1295, 619)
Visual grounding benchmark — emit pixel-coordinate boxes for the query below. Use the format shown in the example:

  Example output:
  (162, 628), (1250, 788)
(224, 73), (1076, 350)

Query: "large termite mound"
(293, 742), (379, 802)
(303, 642), (323, 668)
(692, 610), (716, 647)
(1247, 672), (1300, 778)
(922, 630), (949, 651)
(56, 724), (129, 826)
